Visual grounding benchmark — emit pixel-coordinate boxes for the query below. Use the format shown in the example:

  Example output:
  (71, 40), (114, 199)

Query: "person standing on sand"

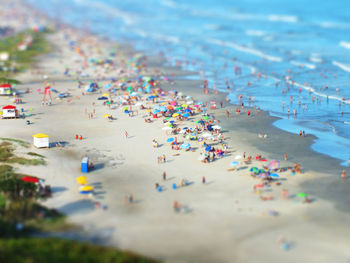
(163, 154), (166, 163)
(341, 170), (346, 180)
(225, 109), (230, 118)
(202, 176), (206, 184)
(163, 172), (166, 181)
(284, 153), (287, 161)
(125, 130), (128, 139)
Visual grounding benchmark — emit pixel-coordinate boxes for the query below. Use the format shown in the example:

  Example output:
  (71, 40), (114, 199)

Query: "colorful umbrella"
(21, 176), (39, 183)
(230, 161), (239, 167)
(181, 143), (191, 149)
(267, 160), (280, 170)
(167, 138), (175, 142)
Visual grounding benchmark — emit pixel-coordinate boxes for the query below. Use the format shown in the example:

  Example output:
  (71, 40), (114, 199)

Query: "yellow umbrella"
(80, 185), (94, 191)
(160, 102), (167, 105)
(76, 176), (88, 185)
(172, 113), (179, 117)
(145, 109), (151, 112)
(103, 93), (109, 96)
(182, 104), (188, 108)
(104, 114), (110, 118)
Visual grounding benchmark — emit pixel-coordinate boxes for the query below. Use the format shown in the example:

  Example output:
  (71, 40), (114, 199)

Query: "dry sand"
(1, 6), (350, 263)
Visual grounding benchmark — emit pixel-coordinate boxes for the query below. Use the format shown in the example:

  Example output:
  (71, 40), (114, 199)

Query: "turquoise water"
(29, 0), (350, 165)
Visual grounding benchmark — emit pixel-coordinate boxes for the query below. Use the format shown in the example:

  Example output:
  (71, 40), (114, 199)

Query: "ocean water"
(28, 0), (350, 166)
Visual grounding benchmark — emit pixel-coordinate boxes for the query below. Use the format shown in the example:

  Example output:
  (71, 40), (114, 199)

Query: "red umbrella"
(254, 184), (265, 188)
(21, 176), (39, 183)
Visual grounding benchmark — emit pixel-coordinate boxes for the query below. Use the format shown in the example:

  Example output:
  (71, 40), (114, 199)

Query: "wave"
(72, 0), (137, 25)
(268, 14), (298, 23)
(207, 38), (283, 62)
(319, 21), (350, 29)
(133, 30), (180, 44)
(340, 41), (350, 50)
(332, 61), (350, 73)
(290, 60), (316, 69)
(245, 30), (266, 37)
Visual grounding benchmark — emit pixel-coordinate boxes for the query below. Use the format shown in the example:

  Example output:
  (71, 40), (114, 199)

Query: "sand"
(1, 3), (350, 263)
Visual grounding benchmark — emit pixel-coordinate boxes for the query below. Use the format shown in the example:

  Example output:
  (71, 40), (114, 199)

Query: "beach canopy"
(298, 192), (307, 198)
(230, 161), (239, 167)
(167, 138), (175, 143)
(181, 143), (191, 149)
(269, 173), (279, 178)
(32, 133), (49, 138)
(21, 176), (39, 183)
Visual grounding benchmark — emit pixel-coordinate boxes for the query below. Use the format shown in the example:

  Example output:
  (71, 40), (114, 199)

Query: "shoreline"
(1, 2), (350, 263)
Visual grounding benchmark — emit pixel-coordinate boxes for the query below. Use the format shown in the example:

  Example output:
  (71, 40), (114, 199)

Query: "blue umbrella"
(104, 83), (111, 90)
(167, 138), (175, 143)
(230, 161), (239, 167)
(153, 110), (160, 114)
(269, 173), (280, 178)
(159, 106), (167, 112)
(181, 143), (191, 149)
(184, 109), (191, 113)
(124, 110), (130, 114)
(148, 95), (156, 99)
(205, 145), (212, 151)
(169, 120), (175, 124)
(182, 113), (190, 118)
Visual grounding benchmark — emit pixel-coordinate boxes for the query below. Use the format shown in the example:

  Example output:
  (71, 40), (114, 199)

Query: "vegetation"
(0, 141), (45, 166)
(0, 29), (51, 79)
(27, 152), (45, 158)
(0, 238), (158, 263)
(0, 138), (29, 148)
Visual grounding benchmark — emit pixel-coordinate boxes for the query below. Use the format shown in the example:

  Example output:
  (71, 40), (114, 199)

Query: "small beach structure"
(81, 156), (90, 173)
(32, 133), (50, 148)
(2, 105), (18, 118)
(0, 84), (12, 95)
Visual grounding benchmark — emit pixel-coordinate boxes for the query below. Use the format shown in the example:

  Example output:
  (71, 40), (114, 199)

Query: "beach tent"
(2, 105), (18, 118)
(0, 84), (12, 95)
(32, 133), (50, 148)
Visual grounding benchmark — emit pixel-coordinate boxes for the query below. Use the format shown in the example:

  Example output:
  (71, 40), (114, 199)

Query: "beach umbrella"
(205, 145), (212, 151)
(198, 137), (204, 142)
(21, 176), (39, 183)
(153, 110), (160, 114)
(212, 125), (221, 130)
(167, 138), (175, 143)
(267, 160), (280, 170)
(172, 113), (179, 117)
(181, 143), (191, 149)
(159, 106), (167, 112)
(182, 104), (188, 108)
(186, 96), (192, 99)
(230, 161), (239, 167)
(298, 192), (307, 198)
(195, 120), (205, 125)
(170, 101), (177, 106)
(76, 176), (88, 185)
(254, 184), (264, 188)
(104, 83), (111, 90)
(104, 114), (111, 118)
(203, 116), (210, 120)
(269, 173), (279, 178)
(80, 185), (94, 194)
(166, 105), (174, 110)
(182, 113), (189, 118)
(250, 167), (259, 173)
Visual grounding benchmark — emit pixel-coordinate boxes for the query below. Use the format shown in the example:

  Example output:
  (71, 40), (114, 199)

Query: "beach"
(1, 1), (350, 263)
